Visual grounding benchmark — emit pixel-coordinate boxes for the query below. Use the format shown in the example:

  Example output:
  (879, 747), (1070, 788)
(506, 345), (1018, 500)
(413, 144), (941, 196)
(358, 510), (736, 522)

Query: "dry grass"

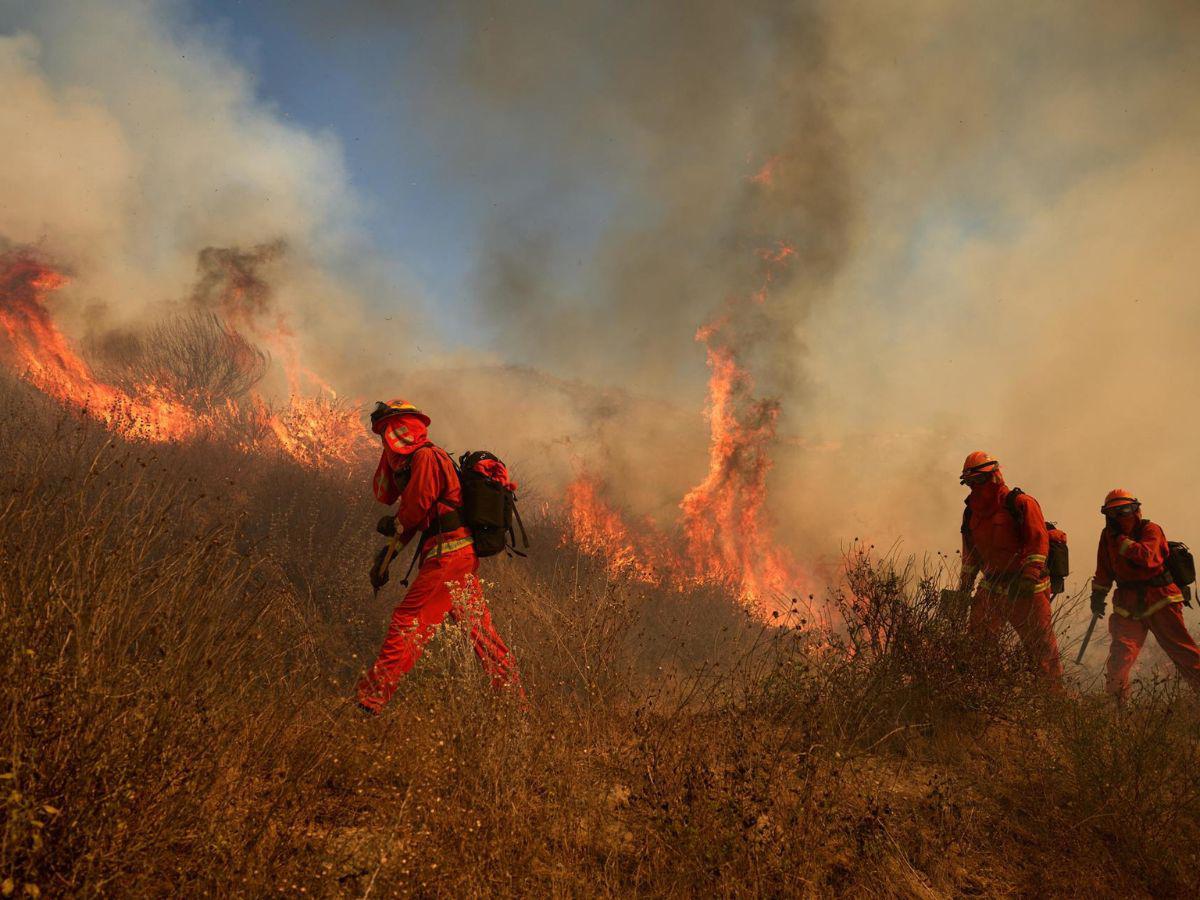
(3, 371), (1200, 897)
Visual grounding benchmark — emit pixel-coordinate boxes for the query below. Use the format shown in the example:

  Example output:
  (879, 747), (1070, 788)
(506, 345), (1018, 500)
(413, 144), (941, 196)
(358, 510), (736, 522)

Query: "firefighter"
(356, 400), (521, 713)
(958, 451), (1063, 682)
(1090, 489), (1200, 699)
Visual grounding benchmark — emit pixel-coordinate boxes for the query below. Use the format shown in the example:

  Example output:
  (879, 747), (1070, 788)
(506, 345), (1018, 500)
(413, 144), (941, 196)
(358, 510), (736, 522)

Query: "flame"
(0, 254), (197, 442)
(750, 241), (797, 304)
(563, 336), (804, 616)
(265, 395), (372, 469)
(194, 241), (334, 398)
(563, 232), (808, 617)
(750, 155), (781, 187)
(4, 245), (804, 612)
(679, 339), (799, 610)
(564, 476), (671, 584)
(0, 251), (372, 469)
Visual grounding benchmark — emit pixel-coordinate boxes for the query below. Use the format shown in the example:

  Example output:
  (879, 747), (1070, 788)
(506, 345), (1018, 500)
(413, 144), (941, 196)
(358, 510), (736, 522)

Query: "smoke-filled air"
(4, 0), (1200, 895)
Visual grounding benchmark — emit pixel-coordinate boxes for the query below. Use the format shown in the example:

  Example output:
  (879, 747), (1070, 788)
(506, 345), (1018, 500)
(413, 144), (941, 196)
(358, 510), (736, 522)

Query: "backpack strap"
(419, 444), (464, 540)
(399, 444), (467, 584)
(508, 500), (530, 557)
(1004, 487), (1026, 528)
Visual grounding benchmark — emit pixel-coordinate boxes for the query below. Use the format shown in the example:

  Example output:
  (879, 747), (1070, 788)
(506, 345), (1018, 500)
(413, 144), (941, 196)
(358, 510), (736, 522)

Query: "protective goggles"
(959, 462), (999, 485)
(1103, 503), (1139, 516)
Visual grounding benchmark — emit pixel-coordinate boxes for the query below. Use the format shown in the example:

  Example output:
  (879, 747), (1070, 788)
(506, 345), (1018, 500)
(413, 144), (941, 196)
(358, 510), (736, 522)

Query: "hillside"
(3, 371), (1200, 898)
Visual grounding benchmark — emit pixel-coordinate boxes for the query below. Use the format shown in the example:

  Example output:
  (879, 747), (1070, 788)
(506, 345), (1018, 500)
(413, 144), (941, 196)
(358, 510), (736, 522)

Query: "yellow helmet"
(370, 399), (431, 434)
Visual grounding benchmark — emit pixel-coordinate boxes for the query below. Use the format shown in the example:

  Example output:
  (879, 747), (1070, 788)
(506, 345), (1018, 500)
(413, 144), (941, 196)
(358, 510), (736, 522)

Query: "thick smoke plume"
(333, 0), (860, 531)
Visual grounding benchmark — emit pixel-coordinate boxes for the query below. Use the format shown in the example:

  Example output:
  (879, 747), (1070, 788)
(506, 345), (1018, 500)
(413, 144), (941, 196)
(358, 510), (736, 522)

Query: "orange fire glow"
(678, 339), (800, 610)
(563, 335), (805, 616)
(750, 155), (781, 187)
(266, 395), (372, 469)
(0, 252), (372, 469)
(563, 230), (807, 617)
(564, 476), (673, 584)
(0, 256), (197, 442)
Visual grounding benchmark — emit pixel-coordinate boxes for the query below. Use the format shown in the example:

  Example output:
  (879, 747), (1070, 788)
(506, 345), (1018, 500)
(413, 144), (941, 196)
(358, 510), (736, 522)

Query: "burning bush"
(0, 249), (373, 470)
(827, 544), (1035, 742)
(94, 311), (269, 408)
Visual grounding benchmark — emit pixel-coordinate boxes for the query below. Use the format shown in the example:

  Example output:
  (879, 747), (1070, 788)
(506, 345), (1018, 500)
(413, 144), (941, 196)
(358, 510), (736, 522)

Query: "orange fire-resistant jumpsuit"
(356, 418), (521, 712)
(1092, 519), (1200, 699)
(961, 482), (1063, 681)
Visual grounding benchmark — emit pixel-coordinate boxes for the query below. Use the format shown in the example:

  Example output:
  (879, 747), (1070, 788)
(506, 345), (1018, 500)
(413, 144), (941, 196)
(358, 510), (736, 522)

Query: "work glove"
(376, 515), (398, 537)
(1090, 590), (1107, 618)
(369, 543), (391, 590)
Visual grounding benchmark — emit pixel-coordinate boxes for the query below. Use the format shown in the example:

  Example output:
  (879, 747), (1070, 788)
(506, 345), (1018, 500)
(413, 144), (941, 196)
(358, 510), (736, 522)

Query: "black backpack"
(1133, 519), (1195, 602)
(456, 451), (529, 559)
(1167, 542), (1196, 606)
(961, 487), (1069, 590)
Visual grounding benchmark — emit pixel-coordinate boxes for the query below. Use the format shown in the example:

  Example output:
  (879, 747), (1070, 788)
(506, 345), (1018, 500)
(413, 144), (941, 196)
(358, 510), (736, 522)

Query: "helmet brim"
(371, 410), (431, 434)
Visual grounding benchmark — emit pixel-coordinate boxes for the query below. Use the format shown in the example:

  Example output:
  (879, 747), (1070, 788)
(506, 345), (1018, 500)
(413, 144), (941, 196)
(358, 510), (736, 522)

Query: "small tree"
(97, 311), (269, 407)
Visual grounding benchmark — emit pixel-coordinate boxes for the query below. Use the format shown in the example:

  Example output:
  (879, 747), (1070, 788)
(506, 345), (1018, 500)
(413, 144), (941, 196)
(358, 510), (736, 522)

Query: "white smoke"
(0, 0), (430, 396)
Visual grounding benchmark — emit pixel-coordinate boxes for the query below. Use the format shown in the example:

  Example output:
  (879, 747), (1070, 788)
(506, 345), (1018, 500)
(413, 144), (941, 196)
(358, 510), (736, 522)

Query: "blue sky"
(204, 1), (484, 335)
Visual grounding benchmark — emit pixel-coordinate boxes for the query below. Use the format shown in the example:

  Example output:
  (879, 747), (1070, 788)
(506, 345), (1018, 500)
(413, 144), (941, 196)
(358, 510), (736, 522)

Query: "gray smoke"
(422, 1), (854, 407)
